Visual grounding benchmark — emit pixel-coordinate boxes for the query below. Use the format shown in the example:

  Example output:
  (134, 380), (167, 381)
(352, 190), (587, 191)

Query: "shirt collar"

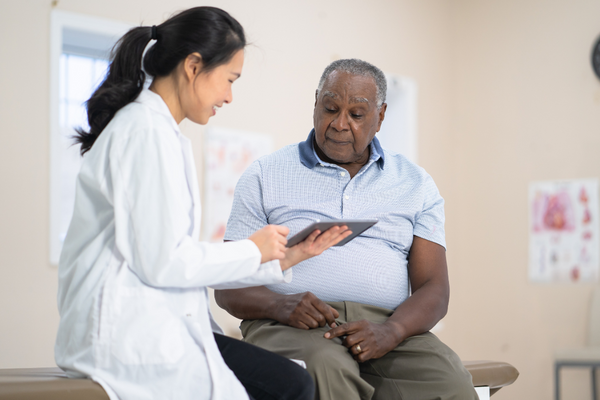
(299, 129), (385, 170)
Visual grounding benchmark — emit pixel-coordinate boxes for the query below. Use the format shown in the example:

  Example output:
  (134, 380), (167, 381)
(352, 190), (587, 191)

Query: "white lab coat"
(55, 89), (291, 400)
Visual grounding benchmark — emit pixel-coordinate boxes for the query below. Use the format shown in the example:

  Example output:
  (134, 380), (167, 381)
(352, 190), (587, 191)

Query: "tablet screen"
(285, 219), (378, 248)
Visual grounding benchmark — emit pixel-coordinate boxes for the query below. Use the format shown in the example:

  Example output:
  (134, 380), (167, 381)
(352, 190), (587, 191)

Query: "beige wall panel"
(445, 1), (600, 399)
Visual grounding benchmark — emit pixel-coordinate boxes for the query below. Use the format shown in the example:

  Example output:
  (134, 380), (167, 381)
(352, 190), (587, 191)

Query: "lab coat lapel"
(135, 90), (201, 237)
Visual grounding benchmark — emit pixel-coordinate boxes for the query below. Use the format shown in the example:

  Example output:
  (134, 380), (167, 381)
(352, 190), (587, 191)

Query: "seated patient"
(216, 59), (477, 400)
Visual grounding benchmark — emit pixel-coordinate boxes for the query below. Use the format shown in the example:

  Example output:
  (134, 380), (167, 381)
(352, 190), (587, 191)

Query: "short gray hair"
(317, 59), (387, 108)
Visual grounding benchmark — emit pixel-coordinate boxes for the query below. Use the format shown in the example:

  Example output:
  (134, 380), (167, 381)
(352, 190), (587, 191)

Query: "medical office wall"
(0, 0), (454, 373)
(1, 1), (599, 399)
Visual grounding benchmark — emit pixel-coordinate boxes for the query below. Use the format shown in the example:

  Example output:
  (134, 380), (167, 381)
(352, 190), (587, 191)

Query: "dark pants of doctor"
(214, 333), (314, 400)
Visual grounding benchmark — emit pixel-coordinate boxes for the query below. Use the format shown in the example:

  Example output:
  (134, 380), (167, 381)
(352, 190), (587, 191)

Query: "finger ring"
(355, 344), (362, 353)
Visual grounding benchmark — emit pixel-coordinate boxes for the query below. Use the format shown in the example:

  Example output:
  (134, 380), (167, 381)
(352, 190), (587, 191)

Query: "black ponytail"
(74, 7), (246, 155)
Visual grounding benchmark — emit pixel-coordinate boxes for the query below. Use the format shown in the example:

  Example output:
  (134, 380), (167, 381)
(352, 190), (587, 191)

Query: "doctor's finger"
(273, 224), (290, 237)
(301, 229), (322, 244)
(273, 247), (287, 260)
(319, 227), (352, 247)
(309, 229), (352, 254)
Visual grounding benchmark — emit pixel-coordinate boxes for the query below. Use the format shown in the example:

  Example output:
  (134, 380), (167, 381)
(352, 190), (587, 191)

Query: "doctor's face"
(183, 49), (244, 125)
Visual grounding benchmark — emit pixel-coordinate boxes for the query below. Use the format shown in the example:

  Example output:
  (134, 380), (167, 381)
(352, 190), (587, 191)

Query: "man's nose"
(330, 113), (350, 131)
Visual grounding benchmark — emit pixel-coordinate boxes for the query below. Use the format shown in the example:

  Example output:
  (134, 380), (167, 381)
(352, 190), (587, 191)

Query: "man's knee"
(294, 336), (357, 376)
(242, 322), (372, 399)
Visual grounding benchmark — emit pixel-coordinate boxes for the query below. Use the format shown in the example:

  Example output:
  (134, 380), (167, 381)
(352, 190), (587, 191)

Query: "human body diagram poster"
(202, 127), (273, 242)
(529, 179), (599, 283)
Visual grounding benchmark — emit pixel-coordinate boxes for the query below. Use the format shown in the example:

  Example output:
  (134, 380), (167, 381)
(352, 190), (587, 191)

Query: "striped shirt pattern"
(224, 130), (445, 310)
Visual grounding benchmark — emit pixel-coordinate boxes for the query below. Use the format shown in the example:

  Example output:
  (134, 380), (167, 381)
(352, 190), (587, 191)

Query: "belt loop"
(344, 301), (352, 323)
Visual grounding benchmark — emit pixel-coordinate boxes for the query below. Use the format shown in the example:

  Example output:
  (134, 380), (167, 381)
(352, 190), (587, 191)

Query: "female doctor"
(55, 6), (350, 400)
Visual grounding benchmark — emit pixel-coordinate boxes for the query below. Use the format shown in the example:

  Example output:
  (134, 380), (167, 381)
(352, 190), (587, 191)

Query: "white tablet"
(285, 219), (378, 248)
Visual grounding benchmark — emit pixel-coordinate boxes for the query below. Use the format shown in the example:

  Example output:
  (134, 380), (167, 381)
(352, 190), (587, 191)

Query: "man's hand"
(279, 226), (352, 270)
(275, 292), (340, 330)
(324, 320), (401, 363)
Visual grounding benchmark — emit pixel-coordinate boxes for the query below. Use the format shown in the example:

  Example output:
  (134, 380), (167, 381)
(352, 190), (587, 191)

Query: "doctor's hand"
(279, 225), (352, 271)
(274, 292), (340, 330)
(249, 225), (289, 264)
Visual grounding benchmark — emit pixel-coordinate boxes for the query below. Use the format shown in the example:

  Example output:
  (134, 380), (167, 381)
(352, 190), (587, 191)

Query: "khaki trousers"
(240, 301), (478, 400)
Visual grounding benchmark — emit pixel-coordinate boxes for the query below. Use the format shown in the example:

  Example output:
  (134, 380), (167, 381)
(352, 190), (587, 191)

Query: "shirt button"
(340, 171), (346, 177)
(344, 195), (349, 200)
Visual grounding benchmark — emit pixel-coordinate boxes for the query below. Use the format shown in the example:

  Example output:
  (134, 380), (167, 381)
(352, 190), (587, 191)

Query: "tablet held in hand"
(286, 219), (378, 248)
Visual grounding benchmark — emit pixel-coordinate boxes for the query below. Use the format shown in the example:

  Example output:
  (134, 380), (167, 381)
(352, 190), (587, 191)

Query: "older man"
(215, 59), (477, 400)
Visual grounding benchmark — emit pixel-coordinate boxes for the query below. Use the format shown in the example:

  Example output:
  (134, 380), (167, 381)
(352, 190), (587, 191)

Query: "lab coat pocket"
(109, 287), (186, 365)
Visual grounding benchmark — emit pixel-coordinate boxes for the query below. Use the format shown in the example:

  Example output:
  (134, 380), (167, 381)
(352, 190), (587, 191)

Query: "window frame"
(49, 10), (131, 265)
(377, 74), (418, 163)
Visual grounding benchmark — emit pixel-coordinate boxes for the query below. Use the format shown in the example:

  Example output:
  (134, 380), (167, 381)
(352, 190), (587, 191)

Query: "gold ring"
(355, 344), (362, 353)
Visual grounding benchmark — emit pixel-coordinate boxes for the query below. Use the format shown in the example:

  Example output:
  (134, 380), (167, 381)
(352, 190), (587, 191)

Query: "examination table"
(0, 360), (518, 399)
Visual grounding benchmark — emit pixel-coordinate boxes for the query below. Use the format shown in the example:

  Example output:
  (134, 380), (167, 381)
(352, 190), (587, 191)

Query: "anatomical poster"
(529, 179), (599, 283)
(202, 127), (273, 242)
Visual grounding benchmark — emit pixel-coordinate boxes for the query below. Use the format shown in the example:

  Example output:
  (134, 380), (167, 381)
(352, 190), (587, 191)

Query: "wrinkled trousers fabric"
(241, 301), (478, 400)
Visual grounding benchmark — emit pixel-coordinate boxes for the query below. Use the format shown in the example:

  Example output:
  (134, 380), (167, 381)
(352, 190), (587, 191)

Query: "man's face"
(313, 71), (386, 165)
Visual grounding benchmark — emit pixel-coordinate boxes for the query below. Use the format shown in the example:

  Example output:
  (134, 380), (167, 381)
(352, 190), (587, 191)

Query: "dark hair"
(74, 7), (246, 155)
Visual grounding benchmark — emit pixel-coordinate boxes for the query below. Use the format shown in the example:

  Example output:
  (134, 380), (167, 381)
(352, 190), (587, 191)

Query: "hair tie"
(151, 25), (157, 40)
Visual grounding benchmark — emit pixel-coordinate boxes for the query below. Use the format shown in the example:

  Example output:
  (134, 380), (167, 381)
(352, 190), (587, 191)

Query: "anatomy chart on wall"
(529, 179), (599, 283)
(202, 127), (273, 242)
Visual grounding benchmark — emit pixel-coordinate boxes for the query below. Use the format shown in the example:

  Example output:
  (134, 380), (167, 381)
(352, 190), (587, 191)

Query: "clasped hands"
(274, 292), (401, 363)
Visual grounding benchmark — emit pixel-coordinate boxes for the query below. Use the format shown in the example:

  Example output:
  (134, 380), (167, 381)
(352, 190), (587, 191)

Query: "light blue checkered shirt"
(224, 130), (445, 310)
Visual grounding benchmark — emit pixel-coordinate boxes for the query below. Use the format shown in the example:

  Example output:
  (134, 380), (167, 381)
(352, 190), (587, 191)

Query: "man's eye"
(352, 114), (363, 118)
(325, 108), (336, 113)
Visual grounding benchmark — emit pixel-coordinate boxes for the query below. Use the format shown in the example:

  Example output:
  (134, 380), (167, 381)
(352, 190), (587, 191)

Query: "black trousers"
(214, 333), (315, 400)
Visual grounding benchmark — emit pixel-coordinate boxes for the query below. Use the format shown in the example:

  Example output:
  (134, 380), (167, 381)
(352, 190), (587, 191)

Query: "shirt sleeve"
(109, 122), (285, 288)
(413, 172), (446, 249)
(224, 160), (268, 241)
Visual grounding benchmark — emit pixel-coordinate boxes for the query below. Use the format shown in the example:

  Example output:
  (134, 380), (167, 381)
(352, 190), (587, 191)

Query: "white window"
(49, 10), (130, 265)
(377, 75), (418, 163)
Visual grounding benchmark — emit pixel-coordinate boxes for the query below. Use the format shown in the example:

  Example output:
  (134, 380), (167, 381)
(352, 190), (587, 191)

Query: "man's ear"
(314, 90), (319, 107)
(376, 103), (387, 132)
(183, 52), (203, 82)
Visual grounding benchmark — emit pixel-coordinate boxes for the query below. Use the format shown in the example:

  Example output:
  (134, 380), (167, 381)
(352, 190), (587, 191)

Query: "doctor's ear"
(183, 52), (204, 81)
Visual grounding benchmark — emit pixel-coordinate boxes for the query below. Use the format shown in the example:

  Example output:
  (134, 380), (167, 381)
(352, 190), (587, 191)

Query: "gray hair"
(317, 59), (387, 108)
